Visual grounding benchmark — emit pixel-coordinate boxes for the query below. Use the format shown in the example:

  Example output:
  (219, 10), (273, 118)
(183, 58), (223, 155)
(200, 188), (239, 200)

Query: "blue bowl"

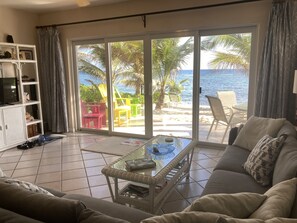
(147, 144), (175, 155)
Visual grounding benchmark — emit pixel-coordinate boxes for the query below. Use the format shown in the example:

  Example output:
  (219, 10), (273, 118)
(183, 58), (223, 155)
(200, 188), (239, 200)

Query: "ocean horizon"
(79, 69), (249, 106)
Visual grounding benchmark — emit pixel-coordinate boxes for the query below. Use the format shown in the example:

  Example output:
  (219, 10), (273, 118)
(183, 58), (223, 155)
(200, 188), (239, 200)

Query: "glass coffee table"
(101, 135), (197, 213)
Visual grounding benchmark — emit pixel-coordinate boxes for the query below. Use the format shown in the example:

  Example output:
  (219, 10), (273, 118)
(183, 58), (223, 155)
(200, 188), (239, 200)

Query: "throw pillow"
(184, 193), (267, 218)
(233, 116), (285, 151)
(140, 212), (228, 223)
(249, 178), (297, 219)
(243, 134), (287, 186)
(4, 178), (54, 196)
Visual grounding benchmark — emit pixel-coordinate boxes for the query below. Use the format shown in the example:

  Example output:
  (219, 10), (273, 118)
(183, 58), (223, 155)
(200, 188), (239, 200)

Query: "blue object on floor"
(36, 134), (64, 146)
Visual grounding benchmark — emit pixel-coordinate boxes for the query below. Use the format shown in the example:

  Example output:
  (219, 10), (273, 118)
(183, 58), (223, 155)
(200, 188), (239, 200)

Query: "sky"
(181, 51), (214, 70)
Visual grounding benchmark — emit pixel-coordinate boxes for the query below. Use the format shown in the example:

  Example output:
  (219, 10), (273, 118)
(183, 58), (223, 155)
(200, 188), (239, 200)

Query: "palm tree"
(78, 42), (144, 96)
(78, 38), (193, 110)
(77, 44), (106, 81)
(201, 34), (251, 73)
(152, 37), (193, 110)
(111, 41), (144, 96)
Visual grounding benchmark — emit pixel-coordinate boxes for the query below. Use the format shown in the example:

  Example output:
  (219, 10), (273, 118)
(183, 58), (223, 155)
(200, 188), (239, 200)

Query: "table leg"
(186, 148), (195, 179)
(148, 184), (155, 213)
(105, 176), (115, 201)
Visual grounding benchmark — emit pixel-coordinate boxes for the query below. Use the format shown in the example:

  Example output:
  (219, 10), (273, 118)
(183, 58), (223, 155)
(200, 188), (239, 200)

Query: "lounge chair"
(98, 84), (131, 126)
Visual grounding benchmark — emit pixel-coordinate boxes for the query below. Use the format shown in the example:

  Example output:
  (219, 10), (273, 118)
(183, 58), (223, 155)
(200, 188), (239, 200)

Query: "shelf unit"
(0, 43), (43, 150)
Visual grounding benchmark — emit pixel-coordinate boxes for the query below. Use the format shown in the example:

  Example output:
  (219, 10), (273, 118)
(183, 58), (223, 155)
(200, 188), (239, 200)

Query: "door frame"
(71, 25), (258, 144)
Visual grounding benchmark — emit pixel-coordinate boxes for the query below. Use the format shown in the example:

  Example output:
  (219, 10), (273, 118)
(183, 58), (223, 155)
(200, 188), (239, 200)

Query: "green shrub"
(80, 84), (102, 103)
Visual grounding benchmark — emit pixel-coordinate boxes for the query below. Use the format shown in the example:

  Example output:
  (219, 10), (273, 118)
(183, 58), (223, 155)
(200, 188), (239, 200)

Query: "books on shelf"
(125, 158), (156, 171)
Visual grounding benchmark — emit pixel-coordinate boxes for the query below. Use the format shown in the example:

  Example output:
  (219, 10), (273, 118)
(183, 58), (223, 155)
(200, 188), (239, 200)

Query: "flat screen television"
(0, 77), (19, 105)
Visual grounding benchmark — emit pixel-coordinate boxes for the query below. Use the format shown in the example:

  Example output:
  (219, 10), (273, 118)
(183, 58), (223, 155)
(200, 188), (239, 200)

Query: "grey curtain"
(37, 27), (68, 133)
(255, 0), (297, 123)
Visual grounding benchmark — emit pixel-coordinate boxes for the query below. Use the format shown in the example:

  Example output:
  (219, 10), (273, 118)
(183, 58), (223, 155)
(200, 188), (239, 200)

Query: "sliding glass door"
(75, 42), (108, 131)
(74, 39), (146, 136)
(109, 40), (145, 135)
(198, 30), (253, 144)
(151, 36), (194, 138)
(73, 27), (256, 144)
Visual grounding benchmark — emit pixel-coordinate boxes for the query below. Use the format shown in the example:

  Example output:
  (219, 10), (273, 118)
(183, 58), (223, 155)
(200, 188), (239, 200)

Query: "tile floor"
(0, 133), (224, 214)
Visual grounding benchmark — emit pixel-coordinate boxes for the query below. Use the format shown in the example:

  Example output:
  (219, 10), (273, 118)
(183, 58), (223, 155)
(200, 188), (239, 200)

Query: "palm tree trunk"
(155, 85), (165, 110)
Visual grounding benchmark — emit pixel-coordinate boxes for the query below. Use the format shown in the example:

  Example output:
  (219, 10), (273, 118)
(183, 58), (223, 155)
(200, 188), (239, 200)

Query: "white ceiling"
(0, 0), (129, 13)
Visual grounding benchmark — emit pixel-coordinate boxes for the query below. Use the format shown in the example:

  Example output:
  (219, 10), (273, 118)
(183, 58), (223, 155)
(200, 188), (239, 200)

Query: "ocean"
(79, 69), (249, 106)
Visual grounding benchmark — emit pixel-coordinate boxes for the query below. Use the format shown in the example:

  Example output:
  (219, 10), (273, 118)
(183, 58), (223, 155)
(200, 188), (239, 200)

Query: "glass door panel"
(199, 33), (251, 144)
(109, 40), (145, 135)
(76, 43), (108, 131)
(151, 36), (194, 138)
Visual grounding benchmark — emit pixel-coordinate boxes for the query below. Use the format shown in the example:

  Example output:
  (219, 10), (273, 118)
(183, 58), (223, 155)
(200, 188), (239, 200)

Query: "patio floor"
(83, 104), (245, 145)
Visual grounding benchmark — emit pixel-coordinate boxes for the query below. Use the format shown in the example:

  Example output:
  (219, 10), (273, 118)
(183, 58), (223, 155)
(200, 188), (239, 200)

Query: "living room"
(1, 0), (297, 222)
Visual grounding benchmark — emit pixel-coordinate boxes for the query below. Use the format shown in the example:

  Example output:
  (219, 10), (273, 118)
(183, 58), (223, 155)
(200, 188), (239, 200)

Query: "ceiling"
(0, 0), (129, 13)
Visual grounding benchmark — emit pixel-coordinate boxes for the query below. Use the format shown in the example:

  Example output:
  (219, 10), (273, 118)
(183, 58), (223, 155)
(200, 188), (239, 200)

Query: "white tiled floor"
(0, 133), (224, 214)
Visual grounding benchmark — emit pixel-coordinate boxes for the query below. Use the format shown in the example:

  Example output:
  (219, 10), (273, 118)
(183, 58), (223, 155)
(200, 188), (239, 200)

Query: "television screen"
(0, 77), (19, 105)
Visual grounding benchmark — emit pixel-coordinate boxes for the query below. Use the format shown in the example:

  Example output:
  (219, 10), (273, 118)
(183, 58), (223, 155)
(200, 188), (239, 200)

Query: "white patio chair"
(205, 95), (245, 143)
(217, 90), (237, 109)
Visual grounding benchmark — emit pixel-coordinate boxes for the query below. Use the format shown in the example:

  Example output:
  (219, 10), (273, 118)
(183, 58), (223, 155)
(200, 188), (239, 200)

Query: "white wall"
(0, 6), (38, 44)
(38, 0), (272, 131)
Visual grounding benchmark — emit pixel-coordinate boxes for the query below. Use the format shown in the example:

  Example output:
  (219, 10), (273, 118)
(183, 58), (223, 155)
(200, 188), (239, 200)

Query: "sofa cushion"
(0, 180), (85, 223)
(273, 135), (297, 186)
(277, 121), (296, 138)
(290, 187), (297, 218)
(64, 193), (153, 223)
(216, 217), (297, 223)
(184, 192), (266, 218)
(0, 207), (44, 223)
(250, 178), (297, 219)
(243, 134), (287, 186)
(140, 211), (227, 223)
(216, 217), (264, 223)
(78, 208), (130, 223)
(201, 170), (269, 196)
(214, 145), (250, 174)
(233, 116), (285, 151)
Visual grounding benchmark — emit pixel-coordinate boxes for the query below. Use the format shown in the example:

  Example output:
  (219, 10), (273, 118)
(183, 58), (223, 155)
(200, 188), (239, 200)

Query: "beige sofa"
(141, 116), (297, 222)
(142, 178), (297, 222)
(202, 118), (297, 195)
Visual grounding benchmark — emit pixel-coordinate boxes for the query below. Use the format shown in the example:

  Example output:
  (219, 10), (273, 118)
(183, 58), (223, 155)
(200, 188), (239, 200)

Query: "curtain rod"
(36, 0), (262, 29)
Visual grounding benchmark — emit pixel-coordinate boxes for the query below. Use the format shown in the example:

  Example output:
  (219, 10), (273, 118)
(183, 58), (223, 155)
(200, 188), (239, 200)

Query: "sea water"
(179, 69), (248, 105)
(79, 69), (249, 106)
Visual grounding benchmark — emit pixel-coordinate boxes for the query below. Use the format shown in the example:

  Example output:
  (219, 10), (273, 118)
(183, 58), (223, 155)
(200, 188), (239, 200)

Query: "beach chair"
(81, 101), (104, 129)
(205, 95), (245, 143)
(217, 90), (247, 119)
(98, 84), (131, 126)
(217, 90), (237, 109)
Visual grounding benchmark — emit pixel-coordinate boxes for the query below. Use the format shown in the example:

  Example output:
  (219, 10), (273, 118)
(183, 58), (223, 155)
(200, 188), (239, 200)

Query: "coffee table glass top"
(110, 135), (193, 177)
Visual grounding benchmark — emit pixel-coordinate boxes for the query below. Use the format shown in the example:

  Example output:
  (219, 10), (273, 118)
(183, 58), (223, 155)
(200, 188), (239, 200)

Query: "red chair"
(81, 102), (105, 129)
